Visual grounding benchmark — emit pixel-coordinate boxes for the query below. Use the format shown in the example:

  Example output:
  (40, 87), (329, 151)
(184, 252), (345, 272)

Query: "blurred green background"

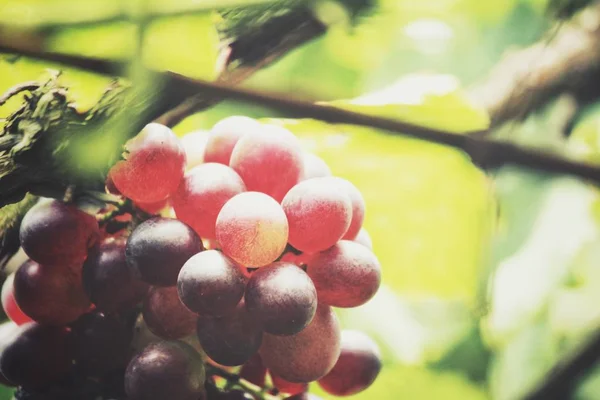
(3, 0), (600, 399)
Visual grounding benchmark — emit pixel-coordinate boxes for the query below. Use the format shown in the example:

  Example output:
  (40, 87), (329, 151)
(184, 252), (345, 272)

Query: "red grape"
(282, 178), (352, 253)
(110, 123), (186, 203)
(105, 170), (121, 195)
(196, 299), (262, 366)
(0, 322), (72, 388)
(318, 330), (381, 396)
(126, 217), (203, 286)
(172, 163), (246, 239)
(300, 153), (331, 180)
(245, 262), (317, 336)
(143, 286), (198, 340)
(323, 177), (365, 240)
(240, 353), (267, 387)
(1, 274), (33, 325)
(177, 250), (247, 316)
(271, 372), (308, 395)
(204, 116), (261, 165)
(125, 341), (205, 400)
(83, 238), (149, 313)
(260, 304), (341, 383)
(181, 129), (210, 169)
(216, 192), (288, 267)
(14, 260), (91, 325)
(229, 125), (303, 202)
(19, 199), (99, 265)
(307, 241), (381, 308)
(353, 228), (373, 250)
(70, 311), (133, 375)
(135, 198), (169, 214)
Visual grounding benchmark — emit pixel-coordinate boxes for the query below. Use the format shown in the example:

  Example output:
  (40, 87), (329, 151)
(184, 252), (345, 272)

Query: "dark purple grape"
(0, 322), (72, 388)
(239, 353), (267, 387)
(285, 393), (322, 400)
(19, 199), (99, 265)
(245, 262), (316, 336)
(260, 305), (340, 383)
(126, 218), (203, 286)
(70, 311), (133, 375)
(125, 341), (205, 400)
(318, 330), (381, 396)
(222, 389), (254, 399)
(83, 238), (149, 313)
(177, 250), (247, 316)
(197, 300), (262, 366)
(143, 286), (197, 340)
(14, 260), (90, 325)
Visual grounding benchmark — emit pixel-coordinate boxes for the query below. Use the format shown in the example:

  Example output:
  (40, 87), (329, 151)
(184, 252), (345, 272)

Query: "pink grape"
(216, 192), (288, 267)
(353, 228), (373, 250)
(181, 129), (210, 169)
(177, 250), (247, 317)
(318, 330), (382, 396)
(260, 304), (341, 383)
(270, 372), (308, 395)
(324, 177), (365, 240)
(19, 199), (100, 265)
(110, 123), (186, 203)
(14, 260), (91, 325)
(282, 178), (352, 253)
(172, 163), (246, 239)
(143, 286), (198, 340)
(1, 274), (33, 325)
(245, 262), (317, 336)
(204, 116), (261, 165)
(135, 198), (169, 214)
(229, 125), (304, 202)
(300, 153), (331, 180)
(307, 241), (381, 308)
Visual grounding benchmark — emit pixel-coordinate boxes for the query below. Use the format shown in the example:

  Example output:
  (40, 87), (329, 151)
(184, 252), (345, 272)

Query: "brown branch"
(469, 2), (600, 128)
(2, 43), (600, 184)
(523, 329), (600, 400)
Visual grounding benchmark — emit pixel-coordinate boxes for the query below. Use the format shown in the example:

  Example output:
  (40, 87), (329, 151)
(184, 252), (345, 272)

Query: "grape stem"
(97, 198), (132, 225)
(206, 364), (281, 400)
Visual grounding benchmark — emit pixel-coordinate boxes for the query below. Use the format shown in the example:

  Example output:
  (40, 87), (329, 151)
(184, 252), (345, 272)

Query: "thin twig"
(0, 81), (39, 106)
(207, 365), (280, 400)
(522, 329), (600, 400)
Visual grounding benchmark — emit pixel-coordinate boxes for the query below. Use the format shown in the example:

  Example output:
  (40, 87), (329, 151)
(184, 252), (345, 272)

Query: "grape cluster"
(0, 118), (382, 400)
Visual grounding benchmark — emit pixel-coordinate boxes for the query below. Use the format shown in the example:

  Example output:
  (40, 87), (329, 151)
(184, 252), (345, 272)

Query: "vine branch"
(469, 2), (600, 128)
(207, 365), (280, 400)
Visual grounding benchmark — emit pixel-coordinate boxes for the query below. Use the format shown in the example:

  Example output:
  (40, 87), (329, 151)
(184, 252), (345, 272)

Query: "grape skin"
(0, 322), (72, 388)
(82, 238), (149, 313)
(285, 393), (323, 400)
(196, 300), (262, 366)
(318, 330), (382, 396)
(143, 286), (198, 340)
(19, 199), (99, 265)
(172, 163), (246, 239)
(216, 192), (288, 267)
(239, 353), (267, 387)
(110, 123), (186, 203)
(353, 228), (373, 250)
(204, 116), (261, 165)
(1, 274), (32, 325)
(282, 178), (352, 253)
(324, 177), (365, 240)
(181, 129), (210, 169)
(270, 372), (308, 395)
(126, 218), (203, 286)
(70, 311), (133, 375)
(229, 125), (304, 202)
(260, 304), (341, 383)
(300, 153), (331, 180)
(177, 250), (247, 317)
(245, 262), (317, 336)
(307, 241), (381, 308)
(14, 260), (91, 325)
(125, 341), (205, 400)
